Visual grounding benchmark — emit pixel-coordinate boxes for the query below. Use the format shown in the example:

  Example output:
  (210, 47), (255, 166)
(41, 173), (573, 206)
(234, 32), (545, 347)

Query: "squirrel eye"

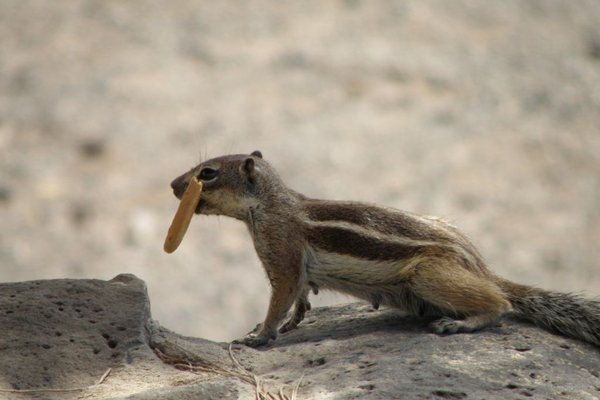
(198, 168), (218, 181)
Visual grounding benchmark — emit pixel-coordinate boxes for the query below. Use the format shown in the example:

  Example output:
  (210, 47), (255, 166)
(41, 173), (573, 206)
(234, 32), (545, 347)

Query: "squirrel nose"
(170, 175), (187, 199)
(170, 178), (178, 191)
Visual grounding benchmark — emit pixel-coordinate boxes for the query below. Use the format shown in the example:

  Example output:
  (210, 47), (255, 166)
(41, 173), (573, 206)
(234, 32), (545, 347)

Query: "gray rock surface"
(0, 275), (598, 399)
(0, 274), (149, 391)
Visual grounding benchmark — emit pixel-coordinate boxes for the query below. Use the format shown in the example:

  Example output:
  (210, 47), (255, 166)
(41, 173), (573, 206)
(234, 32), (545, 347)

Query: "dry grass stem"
(154, 344), (303, 400)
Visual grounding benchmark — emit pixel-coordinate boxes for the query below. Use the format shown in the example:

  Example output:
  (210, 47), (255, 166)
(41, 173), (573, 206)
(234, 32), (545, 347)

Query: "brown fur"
(170, 151), (600, 347)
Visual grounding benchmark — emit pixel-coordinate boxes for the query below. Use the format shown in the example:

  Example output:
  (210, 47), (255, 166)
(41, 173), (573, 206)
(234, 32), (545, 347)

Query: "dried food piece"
(164, 177), (202, 253)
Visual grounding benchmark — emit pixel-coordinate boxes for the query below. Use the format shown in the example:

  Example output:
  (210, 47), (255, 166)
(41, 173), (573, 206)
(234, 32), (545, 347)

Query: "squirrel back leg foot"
(430, 314), (503, 334)
(407, 261), (512, 335)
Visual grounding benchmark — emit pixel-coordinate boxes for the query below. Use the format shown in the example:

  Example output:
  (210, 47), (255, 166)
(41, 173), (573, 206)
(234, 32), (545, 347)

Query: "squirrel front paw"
(232, 329), (277, 348)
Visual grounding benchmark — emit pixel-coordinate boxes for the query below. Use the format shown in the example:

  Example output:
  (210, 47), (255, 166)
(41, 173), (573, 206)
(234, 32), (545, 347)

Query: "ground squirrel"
(170, 151), (600, 348)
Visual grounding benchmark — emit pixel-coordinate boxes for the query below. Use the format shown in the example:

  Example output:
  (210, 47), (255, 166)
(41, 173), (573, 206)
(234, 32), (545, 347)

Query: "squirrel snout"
(170, 175), (188, 199)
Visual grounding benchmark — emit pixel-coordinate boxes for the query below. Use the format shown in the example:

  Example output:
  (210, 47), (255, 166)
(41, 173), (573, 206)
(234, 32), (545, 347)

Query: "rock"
(2, 0), (600, 345)
(0, 275), (598, 399)
(0, 274), (153, 399)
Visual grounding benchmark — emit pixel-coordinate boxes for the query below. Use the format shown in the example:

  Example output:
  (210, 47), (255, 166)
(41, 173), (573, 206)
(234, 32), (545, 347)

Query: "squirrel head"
(170, 150), (283, 220)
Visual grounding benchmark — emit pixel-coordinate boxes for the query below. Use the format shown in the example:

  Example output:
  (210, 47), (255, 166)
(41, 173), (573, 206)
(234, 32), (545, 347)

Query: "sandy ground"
(1, 1), (599, 342)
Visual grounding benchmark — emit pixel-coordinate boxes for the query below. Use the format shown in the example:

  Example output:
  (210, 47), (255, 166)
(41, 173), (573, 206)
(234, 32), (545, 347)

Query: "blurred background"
(1, 1), (599, 343)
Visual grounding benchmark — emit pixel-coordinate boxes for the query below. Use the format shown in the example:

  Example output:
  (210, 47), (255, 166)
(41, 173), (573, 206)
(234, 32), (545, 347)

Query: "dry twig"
(154, 343), (303, 400)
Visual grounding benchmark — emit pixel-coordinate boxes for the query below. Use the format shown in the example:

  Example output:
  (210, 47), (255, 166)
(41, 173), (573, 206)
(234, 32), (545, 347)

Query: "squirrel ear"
(250, 150), (263, 158)
(242, 157), (255, 177)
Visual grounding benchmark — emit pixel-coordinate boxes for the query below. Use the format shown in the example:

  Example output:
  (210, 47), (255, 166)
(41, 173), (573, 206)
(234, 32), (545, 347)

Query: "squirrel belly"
(170, 151), (600, 348)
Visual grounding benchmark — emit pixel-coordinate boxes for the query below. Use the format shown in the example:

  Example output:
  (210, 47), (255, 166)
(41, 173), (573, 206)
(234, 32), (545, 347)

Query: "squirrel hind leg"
(407, 261), (512, 334)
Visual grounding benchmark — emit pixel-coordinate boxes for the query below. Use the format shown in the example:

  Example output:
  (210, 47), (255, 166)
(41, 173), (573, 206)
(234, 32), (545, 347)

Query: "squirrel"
(170, 150), (600, 348)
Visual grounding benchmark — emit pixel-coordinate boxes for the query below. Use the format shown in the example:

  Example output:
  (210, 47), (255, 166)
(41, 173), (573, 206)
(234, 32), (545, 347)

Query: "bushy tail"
(497, 279), (600, 347)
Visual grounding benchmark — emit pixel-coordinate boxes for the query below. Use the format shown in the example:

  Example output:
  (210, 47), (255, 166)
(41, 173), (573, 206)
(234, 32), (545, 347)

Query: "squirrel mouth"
(194, 199), (206, 214)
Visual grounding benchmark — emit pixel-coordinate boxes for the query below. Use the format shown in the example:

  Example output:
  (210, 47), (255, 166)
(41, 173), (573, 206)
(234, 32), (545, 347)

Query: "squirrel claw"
(279, 320), (298, 334)
(431, 317), (462, 334)
(247, 322), (262, 335)
(232, 334), (270, 348)
(232, 328), (276, 347)
(430, 317), (481, 334)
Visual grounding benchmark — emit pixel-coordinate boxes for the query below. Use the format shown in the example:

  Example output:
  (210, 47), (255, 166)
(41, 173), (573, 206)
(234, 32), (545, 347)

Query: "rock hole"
(514, 346), (531, 352)
(102, 333), (110, 340)
(506, 383), (519, 389)
(41, 344), (52, 350)
(306, 357), (326, 367)
(359, 361), (377, 369)
(88, 320), (96, 324)
(117, 326), (126, 331)
(6, 310), (13, 314)
(55, 331), (62, 337)
(359, 384), (375, 391)
(93, 348), (101, 354)
(107, 339), (118, 349)
(431, 390), (467, 399)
